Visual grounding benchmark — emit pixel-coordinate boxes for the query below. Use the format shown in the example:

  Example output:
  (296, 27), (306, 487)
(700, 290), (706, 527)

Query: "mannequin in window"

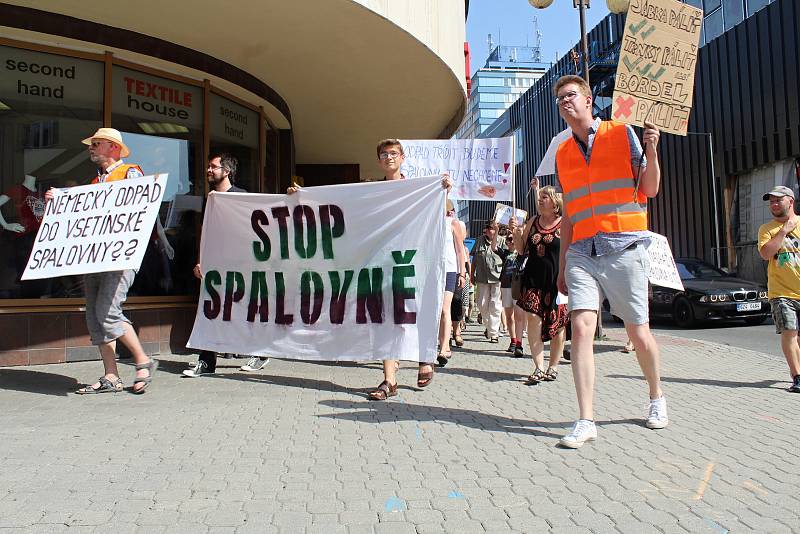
(0, 174), (46, 297)
(0, 174), (44, 235)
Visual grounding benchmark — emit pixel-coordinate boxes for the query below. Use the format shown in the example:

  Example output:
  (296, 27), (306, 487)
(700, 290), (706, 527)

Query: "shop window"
(209, 92), (259, 193)
(111, 66), (203, 297)
(0, 45), (103, 299)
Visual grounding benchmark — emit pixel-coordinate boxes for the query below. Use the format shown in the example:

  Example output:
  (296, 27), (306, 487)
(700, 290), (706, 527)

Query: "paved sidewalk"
(1, 322), (798, 533)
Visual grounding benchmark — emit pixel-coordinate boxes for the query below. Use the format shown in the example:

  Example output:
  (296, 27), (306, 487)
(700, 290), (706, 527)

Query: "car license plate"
(737, 302), (761, 312)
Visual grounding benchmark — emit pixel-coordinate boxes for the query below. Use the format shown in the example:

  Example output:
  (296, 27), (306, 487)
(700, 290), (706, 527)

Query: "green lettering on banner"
(356, 268), (384, 324)
(328, 270), (353, 324)
(251, 210), (271, 261)
(203, 270), (222, 319)
(293, 205), (317, 259)
(320, 204), (346, 259)
(391, 250), (418, 324)
(274, 271), (293, 325)
(271, 206), (291, 259)
(223, 271), (245, 321)
(247, 271), (269, 322)
(300, 271), (324, 324)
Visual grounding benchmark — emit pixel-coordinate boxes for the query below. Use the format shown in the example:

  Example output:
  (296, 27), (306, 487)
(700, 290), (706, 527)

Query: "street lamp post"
(528, 0), (630, 84)
(576, 0), (591, 83)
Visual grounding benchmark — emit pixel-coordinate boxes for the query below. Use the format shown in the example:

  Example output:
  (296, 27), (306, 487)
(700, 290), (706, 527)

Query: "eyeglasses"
(207, 164), (225, 171)
(379, 151), (402, 160)
(555, 91), (580, 105)
(89, 140), (113, 148)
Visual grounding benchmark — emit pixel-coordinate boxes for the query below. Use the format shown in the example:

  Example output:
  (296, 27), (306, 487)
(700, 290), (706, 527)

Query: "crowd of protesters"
(33, 74), (800, 452)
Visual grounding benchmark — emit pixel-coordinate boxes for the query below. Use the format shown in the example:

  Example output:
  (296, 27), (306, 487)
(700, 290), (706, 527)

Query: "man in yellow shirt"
(757, 185), (800, 393)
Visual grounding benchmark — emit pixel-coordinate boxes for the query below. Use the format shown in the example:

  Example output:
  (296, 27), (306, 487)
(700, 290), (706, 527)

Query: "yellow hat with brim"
(81, 128), (130, 158)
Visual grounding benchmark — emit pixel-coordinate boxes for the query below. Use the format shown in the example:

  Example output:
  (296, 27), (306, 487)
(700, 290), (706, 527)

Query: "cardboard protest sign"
(493, 203), (527, 226)
(22, 175), (168, 280)
(187, 176), (447, 362)
(400, 138), (514, 201)
(644, 231), (684, 290)
(611, 0), (703, 136)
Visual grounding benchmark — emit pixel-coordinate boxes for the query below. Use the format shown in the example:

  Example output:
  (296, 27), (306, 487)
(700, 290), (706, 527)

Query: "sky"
(466, 0), (612, 75)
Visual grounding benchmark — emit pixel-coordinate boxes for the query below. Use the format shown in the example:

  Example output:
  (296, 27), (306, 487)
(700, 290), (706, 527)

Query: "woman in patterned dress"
(509, 182), (569, 384)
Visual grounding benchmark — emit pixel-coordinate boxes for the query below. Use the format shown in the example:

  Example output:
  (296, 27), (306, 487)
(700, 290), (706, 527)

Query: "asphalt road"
(620, 315), (780, 357)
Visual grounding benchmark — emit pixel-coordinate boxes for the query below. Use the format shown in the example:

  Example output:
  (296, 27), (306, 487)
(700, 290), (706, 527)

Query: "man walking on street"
(46, 128), (158, 394)
(184, 153), (269, 377)
(553, 75), (668, 448)
(471, 222), (504, 343)
(758, 185), (800, 393)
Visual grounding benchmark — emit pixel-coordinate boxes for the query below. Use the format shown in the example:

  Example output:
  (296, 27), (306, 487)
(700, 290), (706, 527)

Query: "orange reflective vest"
(556, 120), (647, 243)
(91, 163), (143, 184)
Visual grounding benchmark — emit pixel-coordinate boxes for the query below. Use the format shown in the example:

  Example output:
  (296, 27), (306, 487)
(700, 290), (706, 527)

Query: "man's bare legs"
(625, 321), (663, 400)
(780, 330), (800, 377)
(87, 322), (152, 393)
(569, 310), (597, 419)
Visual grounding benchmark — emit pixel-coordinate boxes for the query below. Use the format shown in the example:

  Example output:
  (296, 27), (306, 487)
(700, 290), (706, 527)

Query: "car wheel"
(744, 315), (767, 326)
(672, 297), (695, 328)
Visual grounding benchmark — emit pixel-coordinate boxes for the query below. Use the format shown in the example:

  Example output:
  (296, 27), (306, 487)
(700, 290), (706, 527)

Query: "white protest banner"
(535, 128), (572, 177)
(400, 138), (514, 201)
(493, 203), (527, 226)
(644, 231), (684, 291)
(611, 0), (703, 136)
(22, 175), (168, 280)
(187, 176), (446, 362)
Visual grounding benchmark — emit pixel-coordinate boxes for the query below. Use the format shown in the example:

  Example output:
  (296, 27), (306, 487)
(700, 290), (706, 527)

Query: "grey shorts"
(770, 297), (800, 334)
(565, 245), (650, 325)
(84, 269), (135, 345)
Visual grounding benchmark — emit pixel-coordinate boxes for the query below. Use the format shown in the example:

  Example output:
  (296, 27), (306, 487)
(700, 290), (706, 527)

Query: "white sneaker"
(182, 360), (213, 378)
(646, 396), (669, 429)
(559, 419), (597, 449)
(240, 357), (270, 372)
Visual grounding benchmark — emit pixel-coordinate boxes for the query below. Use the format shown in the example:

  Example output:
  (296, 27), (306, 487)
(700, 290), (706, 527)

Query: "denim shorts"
(770, 297), (800, 333)
(565, 244), (650, 325)
(444, 271), (458, 293)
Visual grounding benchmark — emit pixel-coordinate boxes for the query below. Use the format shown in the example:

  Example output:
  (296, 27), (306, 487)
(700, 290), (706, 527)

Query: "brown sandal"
(454, 335), (464, 347)
(543, 367), (558, 381)
(368, 380), (397, 401)
(525, 368), (545, 385)
(417, 363), (434, 388)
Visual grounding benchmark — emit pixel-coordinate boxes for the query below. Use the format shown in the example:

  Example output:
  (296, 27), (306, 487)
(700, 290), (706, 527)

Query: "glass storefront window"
(0, 46), (103, 299)
(111, 66), (203, 297)
(209, 92), (259, 193)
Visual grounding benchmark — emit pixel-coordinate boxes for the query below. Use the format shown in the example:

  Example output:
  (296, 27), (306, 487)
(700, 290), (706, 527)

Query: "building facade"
(0, 0), (468, 366)
(454, 43), (548, 225)
(465, 0), (797, 291)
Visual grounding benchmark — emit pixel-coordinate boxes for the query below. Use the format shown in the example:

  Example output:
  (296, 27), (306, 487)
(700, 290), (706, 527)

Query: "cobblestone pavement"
(1, 322), (799, 533)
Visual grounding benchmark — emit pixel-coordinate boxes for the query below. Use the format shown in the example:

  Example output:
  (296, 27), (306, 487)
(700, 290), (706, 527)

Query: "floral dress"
(516, 216), (569, 341)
